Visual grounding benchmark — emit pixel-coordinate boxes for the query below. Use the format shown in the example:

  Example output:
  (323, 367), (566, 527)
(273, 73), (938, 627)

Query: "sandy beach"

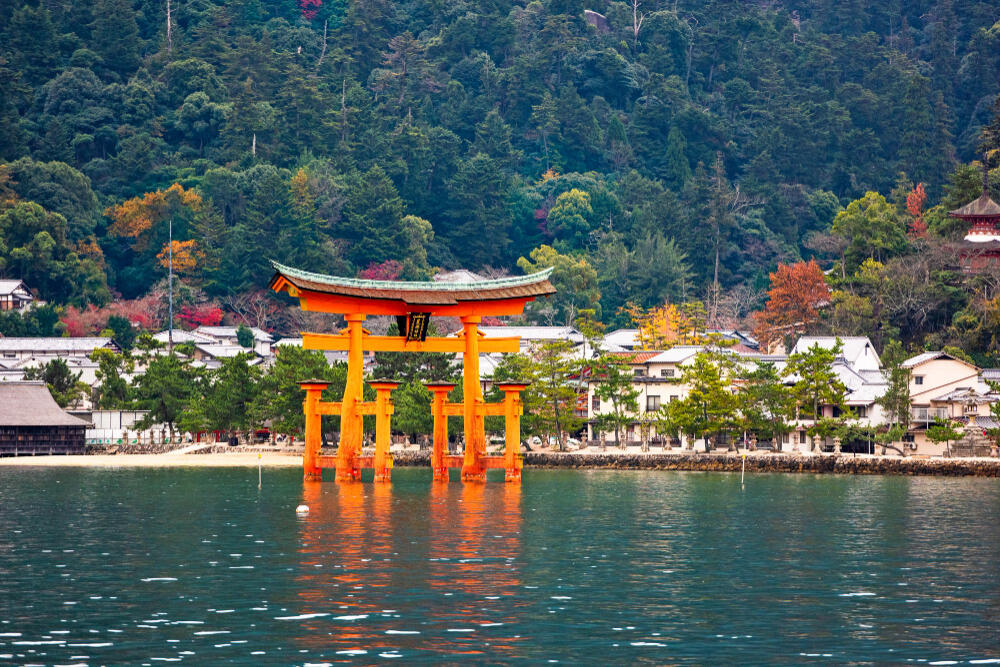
(2, 448), (999, 476)
(0, 452), (303, 467)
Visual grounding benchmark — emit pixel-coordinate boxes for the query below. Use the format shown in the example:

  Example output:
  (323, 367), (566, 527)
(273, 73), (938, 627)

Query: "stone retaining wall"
(84, 445), (1000, 476)
(519, 452), (1000, 477)
(388, 451), (1000, 477)
(88, 443), (303, 456)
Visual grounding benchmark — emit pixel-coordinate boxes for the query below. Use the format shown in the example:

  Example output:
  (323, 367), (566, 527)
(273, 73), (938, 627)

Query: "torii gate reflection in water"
(269, 262), (555, 482)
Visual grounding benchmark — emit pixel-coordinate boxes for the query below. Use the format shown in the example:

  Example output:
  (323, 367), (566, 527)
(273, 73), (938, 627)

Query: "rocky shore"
(43, 445), (1000, 477)
(388, 450), (1000, 477)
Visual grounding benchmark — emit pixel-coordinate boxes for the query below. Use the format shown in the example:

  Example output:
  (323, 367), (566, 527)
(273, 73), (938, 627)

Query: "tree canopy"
(0, 0), (998, 362)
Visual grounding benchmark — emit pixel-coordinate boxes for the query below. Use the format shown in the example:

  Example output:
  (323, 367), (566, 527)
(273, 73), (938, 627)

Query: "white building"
(0, 337), (119, 362)
(0, 279), (34, 311)
(790, 336), (882, 372)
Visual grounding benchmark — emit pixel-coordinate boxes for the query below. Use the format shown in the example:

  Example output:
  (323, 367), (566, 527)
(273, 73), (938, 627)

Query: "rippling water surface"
(1, 467), (999, 664)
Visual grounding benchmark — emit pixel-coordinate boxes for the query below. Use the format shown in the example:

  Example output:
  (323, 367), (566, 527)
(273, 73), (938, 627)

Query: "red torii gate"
(269, 262), (555, 482)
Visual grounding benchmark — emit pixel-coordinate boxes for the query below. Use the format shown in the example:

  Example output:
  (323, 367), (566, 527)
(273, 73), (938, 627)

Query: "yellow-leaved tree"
(156, 239), (203, 274)
(105, 183), (202, 254)
(621, 300), (713, 350)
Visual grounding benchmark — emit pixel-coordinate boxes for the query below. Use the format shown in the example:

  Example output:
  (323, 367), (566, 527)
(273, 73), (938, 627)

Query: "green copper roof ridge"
(271, 261), (554, 292)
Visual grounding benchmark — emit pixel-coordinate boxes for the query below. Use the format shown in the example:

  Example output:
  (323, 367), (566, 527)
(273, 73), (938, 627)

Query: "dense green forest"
(0, 0), (999, 360)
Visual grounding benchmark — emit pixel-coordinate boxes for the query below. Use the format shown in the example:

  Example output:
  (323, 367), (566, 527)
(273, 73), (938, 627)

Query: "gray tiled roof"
(0, 337), (117, 353)
(0, 279), (29, 296)
(0, 382), (90, 426)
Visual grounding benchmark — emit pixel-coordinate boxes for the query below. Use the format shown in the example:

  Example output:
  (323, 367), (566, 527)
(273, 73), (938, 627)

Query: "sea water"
(1, 467), (998, 663)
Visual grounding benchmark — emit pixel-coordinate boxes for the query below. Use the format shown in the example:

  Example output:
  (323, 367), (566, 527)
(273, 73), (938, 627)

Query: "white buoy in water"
(295, 504), (309, 514)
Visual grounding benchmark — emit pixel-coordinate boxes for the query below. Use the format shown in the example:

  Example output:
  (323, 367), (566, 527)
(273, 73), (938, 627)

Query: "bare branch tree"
(226, 289), (281, 331)
(166, 0), (173, 55)
(632, 0), (646, 49)
(315, 19), (328, 72)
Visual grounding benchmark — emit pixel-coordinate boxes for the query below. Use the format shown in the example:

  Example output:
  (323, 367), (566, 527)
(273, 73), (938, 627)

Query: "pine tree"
(91, 0), (141, 76)
(663, 125), (691, 190)
(980, 93), (1000, 161)
(7, 6), (60, 86)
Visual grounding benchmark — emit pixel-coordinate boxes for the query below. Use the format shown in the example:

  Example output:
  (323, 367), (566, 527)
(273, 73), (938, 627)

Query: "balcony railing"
(910, 407), (949, 422)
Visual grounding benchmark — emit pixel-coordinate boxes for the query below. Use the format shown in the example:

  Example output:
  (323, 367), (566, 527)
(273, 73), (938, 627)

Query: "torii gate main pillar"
(461, 315), (486, 482)
(336, 313), (366, 482)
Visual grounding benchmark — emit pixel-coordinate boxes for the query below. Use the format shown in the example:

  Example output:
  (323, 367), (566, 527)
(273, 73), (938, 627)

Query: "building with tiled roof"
(0, 279), (34, 312)
(0, 382), (90, 455)
(0, 337), (119, 361)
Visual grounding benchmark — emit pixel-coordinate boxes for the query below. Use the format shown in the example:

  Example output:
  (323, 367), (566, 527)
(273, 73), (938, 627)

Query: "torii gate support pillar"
(370, 381), (398, 482)
(300, 381), (329, 481)
(426, 383), (456, 482)
(460, 315), (486, 482)
(499, 383), (528, 482)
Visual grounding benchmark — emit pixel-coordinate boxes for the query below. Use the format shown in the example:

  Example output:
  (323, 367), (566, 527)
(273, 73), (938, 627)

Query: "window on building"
(662, 368), (675, 378)
(669, 395), (678, 402)
(782, 433), (789, 444)
(591, 395), (600, 413)
(646, 395), (661, 412)
(914, 376), (924, 385)
(633, 368), (643, 377)
(799, 431), (807, 444)
(856, 406), (867, 419)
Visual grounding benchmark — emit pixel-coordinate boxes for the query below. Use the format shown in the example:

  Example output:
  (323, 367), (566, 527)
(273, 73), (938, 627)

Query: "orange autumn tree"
(156, 239), (203, 274)
(753, 260), (831, 349)
(105, 183), (202, 253)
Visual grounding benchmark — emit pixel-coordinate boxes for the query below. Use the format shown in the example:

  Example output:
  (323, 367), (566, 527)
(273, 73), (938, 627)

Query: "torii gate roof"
(269, 261), (555, 316)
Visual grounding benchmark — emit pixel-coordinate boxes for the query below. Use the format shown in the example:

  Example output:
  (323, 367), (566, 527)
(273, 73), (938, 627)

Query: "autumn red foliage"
(61, 294), (164, 336)
(906, 183), (928, 238)
(298, 0), (322, 19)
(178, 304), (224, 328)
(61, 304), (108, 337)
(359, 259), (403, 281)
(752, 260), (831, 349)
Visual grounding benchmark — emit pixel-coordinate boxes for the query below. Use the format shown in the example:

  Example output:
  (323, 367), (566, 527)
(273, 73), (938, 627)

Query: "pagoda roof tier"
(949, 193), (1000, 220)
(269, 261), (555, 316)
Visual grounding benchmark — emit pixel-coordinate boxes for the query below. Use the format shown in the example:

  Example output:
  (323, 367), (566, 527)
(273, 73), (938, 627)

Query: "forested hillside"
(1, 0), (999, 359)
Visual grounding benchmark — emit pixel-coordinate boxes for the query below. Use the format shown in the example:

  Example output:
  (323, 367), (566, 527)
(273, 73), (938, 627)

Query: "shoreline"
(518, 451), (1000, 477)
(2, 448), (999, 476)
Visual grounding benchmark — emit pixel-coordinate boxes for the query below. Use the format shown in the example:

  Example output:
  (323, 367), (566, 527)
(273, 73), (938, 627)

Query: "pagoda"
(949, 160), (1000, 273)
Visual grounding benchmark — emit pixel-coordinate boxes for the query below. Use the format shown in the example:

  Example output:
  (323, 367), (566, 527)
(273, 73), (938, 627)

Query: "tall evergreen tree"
(663, 125), (691, 190)
(91, 0), (142, 77)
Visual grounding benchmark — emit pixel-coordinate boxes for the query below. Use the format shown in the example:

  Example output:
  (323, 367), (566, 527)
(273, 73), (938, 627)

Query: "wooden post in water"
(426, 383), (455, 482)
(499, 383), (528, 483)
(299, 380), (329, 481)
(370, 381), (399, 482)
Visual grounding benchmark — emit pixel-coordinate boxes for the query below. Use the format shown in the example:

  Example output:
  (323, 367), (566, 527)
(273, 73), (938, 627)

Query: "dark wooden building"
(0, 382), (90, 456)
